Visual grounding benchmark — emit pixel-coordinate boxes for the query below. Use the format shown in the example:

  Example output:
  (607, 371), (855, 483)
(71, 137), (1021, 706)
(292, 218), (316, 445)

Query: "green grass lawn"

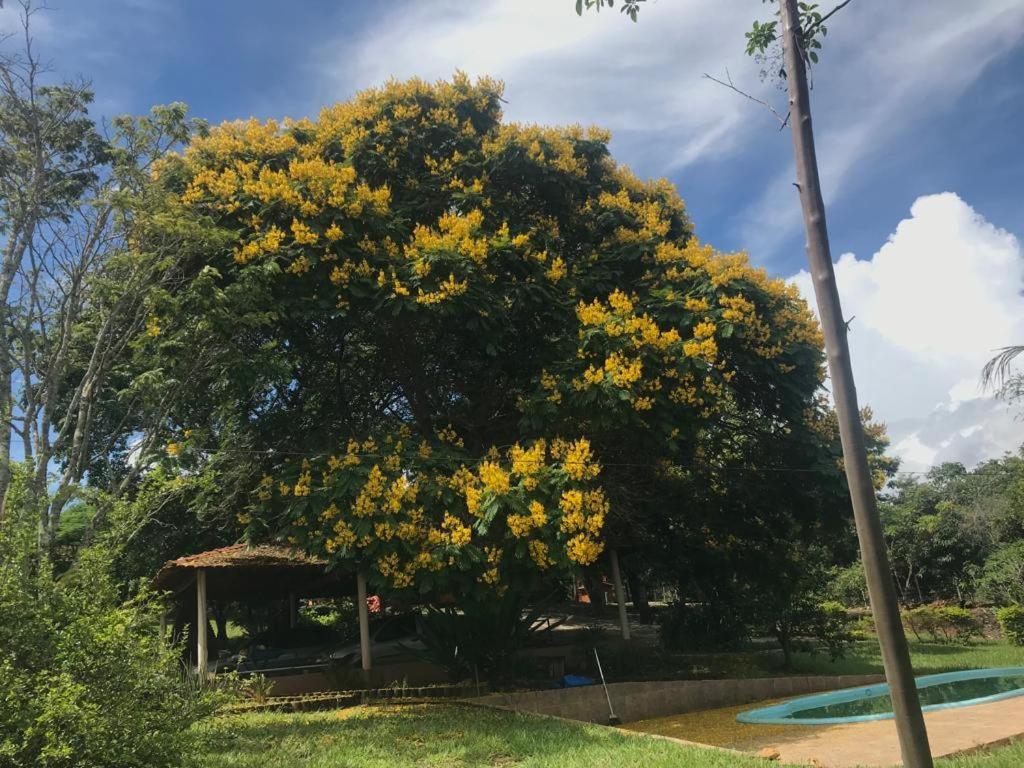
(193, 703), (1024, 768)
(192, 704), (766, 768)
(789, 639), (1024, 677)
(644, 639), (1024, 681)
(193, 640), (1024, 767)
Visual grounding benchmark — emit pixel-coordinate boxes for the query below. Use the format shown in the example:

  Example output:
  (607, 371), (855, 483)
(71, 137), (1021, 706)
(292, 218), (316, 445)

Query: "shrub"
(658, 601), (749, 651)
(902, 604), (980, 643)
(827, 563), (869, 607)
(996, 605), (1024, 646)
(979, 543), (1024, 607)
(814, 601), (855, 660)
(414, 596), (565, 685)
(0, 515), (224, 768)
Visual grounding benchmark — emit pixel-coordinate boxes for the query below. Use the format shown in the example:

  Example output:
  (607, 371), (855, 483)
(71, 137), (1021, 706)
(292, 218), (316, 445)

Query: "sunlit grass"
(790, 639), (1024, 677)
(192, 701), (1024, 768)
(192, 703), (767, 768)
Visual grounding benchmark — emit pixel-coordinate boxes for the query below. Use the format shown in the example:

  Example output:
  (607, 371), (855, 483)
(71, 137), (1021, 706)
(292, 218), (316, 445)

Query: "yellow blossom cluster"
(255, 425), (611, 592)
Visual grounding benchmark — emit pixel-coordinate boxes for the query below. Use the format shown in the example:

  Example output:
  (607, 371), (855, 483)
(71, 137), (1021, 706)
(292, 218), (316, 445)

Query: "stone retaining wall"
(474, 674), (885, 724)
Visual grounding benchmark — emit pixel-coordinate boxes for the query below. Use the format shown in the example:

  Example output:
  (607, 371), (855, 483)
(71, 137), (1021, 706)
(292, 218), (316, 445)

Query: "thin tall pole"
(778, 2), (932, 765)
(609, 549), (631, 641)
(357, 571), (372, 685)
(196, 568), (209, 678)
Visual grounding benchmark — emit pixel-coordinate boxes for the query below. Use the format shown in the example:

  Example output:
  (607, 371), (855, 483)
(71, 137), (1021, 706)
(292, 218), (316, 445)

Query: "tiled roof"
(159, 542), (326, 570)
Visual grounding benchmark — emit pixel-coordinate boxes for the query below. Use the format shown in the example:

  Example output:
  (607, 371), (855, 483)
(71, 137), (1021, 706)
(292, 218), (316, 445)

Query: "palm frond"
(981, 346), (1024, 390)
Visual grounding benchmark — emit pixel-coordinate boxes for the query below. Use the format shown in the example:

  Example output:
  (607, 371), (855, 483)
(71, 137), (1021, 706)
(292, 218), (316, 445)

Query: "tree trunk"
(627, 571), (654, 624)
(776, 623), (793, 670)
(778, 2), (932, 764)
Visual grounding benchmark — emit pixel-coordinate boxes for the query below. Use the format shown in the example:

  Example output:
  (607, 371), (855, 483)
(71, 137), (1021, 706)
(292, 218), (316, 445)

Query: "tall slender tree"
(577, 2), (933, 763)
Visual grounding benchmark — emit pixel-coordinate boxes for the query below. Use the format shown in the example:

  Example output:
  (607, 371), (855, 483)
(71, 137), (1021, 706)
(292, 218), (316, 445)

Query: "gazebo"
(152, 543), (372, 680)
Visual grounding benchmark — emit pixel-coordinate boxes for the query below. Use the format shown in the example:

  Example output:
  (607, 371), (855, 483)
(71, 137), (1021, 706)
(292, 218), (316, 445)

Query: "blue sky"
(12, 0), (1024, 470)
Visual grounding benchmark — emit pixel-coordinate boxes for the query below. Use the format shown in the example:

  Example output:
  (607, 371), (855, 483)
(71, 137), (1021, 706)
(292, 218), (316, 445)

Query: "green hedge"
(901, 604), (981, 643)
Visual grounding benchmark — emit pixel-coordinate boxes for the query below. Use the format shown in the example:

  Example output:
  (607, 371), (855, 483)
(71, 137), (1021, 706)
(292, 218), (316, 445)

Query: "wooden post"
(289, 591), (297, 628)
(357, 571), (372, 685)
(609, 549), (630, 641)
(778, 2), (932, 764)
(196, 569), (208, 678)
(159, 610), (167, 645)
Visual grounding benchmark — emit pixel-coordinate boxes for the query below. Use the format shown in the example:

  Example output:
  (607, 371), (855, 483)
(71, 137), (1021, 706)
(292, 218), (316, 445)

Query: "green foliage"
(143, 75), (827, 605)
(879, 457), (1024, 606)
(104, 466), (244, 591)
(240, 674), (276, 704)
(658, 600), (749, 652)
(299, 599), (359, 640)
(0, 508), (223, 768)
(575, 0), (645, 22)
(414, 597), (564, 683)
(827, 562), (868, 607)
(996, 606), (1024, 646)
(814, 600), (855, 660)
(902, 605), (981, 644)
(743, 1), (833, 68)
(979, 542), (1024, 607)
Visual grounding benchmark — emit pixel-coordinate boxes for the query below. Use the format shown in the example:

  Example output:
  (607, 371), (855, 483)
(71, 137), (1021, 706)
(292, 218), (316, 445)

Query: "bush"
(0, 516), (224, 768)
(979, 543), (1024, 607)
(414, 596), (565, 685)
(827, 563), (869, 607)
(996, 605), (1024, 646)
(814, 601), (855, 660)
(658, 601), (749, 651)
(902, 604), (980, 643)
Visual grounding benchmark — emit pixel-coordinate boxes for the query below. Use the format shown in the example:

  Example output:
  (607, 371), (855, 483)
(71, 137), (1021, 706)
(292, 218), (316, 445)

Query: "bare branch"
(702, 68), (790, 129)
(806, 0), (855, 37)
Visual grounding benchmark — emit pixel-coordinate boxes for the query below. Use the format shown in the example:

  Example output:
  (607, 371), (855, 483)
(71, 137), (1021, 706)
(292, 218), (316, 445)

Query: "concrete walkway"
(773, 695), (1024, 767)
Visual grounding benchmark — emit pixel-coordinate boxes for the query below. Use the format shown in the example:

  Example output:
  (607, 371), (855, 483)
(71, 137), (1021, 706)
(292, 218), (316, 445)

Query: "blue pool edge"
(736, 667), (1024, 725)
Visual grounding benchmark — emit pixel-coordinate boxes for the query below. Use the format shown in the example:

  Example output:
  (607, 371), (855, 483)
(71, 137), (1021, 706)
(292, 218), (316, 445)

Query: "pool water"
(738, 667), (1024, 725)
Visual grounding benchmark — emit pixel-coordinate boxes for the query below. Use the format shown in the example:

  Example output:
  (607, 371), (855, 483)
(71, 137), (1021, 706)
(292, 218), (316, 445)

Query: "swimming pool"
(737, 667), (1024, 725)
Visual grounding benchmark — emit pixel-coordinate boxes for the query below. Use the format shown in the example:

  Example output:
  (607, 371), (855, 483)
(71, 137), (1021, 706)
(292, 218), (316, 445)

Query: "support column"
(196, 568), (209, 677)
(159, 610), (168, 645)
(357, 571), (372, 685)
(609, 549), (630, 641)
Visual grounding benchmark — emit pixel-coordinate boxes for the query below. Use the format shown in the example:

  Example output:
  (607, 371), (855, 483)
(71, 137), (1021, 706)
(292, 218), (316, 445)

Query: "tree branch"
(808, 0), (855, 35)
(702, 68), (790, 129)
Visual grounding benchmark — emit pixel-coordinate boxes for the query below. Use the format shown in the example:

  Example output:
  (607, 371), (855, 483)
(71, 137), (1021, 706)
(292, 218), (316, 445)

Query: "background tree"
(0, 3), (204, 549)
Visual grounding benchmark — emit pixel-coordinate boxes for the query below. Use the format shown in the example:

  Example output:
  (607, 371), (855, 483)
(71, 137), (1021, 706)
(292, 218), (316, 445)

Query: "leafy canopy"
(149, 75), (825, 600)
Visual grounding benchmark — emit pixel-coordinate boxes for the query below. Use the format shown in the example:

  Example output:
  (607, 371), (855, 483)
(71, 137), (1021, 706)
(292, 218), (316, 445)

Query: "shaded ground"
(622, 699), (820, 753)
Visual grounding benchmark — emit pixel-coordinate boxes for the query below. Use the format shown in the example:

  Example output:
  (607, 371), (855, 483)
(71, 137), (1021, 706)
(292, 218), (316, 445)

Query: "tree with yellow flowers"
(140, 74), (827, 601)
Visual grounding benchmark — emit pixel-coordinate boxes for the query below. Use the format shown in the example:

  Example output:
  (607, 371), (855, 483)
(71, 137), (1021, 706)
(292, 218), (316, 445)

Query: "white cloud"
(791, 192), (1024, 472)
(313, 0), (778, 175)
